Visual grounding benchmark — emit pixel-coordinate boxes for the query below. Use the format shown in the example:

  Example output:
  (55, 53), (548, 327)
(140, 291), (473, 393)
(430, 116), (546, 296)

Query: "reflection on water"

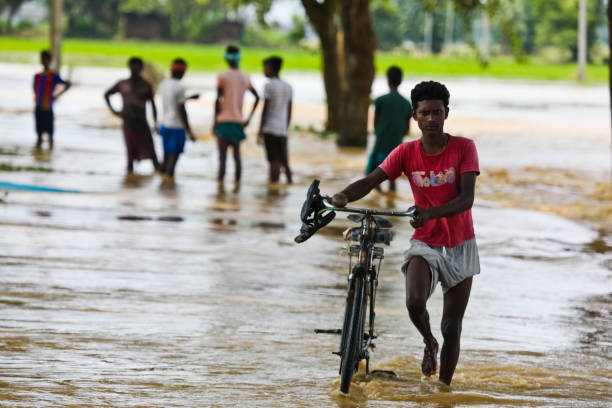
(0, 64), (610, 407)
(122, 173), (155, 189)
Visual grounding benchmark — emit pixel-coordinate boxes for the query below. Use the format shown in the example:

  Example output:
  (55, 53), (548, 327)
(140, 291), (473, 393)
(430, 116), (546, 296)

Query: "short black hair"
(226, 45), (240, 54)
(128, 56), (143, 68)
(40, 50), (51, 60)
(410, 81), (450, 110)
(386, 66), (402, 87)
(263, 56), (282, 74)
(172, 57), (186, 65)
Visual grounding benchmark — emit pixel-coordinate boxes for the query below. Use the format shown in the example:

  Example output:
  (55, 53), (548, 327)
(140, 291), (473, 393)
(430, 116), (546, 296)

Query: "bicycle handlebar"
(318, 199), (417, 217)
(295, 178), (416, 244)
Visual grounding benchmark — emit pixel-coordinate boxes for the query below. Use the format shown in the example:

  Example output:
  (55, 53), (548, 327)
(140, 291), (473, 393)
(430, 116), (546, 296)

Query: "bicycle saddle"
(295, 179), (336, 243)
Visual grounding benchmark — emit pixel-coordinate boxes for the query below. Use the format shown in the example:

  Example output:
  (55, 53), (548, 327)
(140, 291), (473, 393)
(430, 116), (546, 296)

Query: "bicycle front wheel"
(340, 274), (365, 393)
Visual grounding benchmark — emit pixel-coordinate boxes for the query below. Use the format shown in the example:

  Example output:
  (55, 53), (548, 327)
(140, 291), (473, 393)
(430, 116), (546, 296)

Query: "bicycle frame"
(317, 200), (415, 385)
(348, 213), (378, 375)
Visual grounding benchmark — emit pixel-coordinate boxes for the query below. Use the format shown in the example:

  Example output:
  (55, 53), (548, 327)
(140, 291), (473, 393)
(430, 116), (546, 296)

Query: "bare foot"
(421, 339), (438, 377)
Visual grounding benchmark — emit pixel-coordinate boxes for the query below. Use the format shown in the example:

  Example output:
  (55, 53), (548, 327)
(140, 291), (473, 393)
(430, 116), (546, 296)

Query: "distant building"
(123, 12), (169, 40)
(210, 21), (244, 43)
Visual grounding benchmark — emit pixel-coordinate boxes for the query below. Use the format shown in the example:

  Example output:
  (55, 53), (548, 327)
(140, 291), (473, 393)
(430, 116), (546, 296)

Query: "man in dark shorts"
(104, 57), (160, 174)
(33, 50), (71, 150)
(329, 81), (480, 386)
(258, 56), (293, 183)
(213, 45), (259, 186)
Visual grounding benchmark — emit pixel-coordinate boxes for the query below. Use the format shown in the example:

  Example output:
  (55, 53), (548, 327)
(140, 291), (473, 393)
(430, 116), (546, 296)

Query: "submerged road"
(0, 63), (610, 407)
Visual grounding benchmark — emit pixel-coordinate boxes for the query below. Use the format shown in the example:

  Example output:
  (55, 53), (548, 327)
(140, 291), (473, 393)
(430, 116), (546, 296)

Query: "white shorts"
(401, 238), (480, 298)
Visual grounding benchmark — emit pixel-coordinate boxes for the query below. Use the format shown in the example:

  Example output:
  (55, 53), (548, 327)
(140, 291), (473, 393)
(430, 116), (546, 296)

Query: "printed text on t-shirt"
(411, 167), (456, 187)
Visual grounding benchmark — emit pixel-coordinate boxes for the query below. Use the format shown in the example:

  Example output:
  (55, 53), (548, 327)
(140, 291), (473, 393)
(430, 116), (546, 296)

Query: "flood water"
(0, 63), (610, 407)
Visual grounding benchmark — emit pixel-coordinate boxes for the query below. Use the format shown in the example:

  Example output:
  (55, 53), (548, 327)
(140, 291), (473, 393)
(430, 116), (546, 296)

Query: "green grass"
(0, 162), (52, 172)
(0, 36), (607, 83)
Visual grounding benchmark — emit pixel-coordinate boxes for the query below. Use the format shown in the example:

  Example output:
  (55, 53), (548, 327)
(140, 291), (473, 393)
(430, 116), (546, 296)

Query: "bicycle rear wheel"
(340, 274), (365, 393)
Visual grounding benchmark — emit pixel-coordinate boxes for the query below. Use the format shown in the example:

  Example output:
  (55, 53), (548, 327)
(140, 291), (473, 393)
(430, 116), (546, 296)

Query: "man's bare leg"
(269, 161), (280, 182)
(35, 132), (43, 149)
(232, 142), (241, 182)
(167, 154), (179, 178)
(151, 153), (160, 171)
(216, 137), (229, 181)
(439, 277), (472, 385)
(280, 140), (292, 183)
(405, 256), (438, 376)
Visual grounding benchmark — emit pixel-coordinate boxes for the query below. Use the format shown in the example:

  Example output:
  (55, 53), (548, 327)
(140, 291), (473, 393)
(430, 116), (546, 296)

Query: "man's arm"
(148, 88), (158, 131)
(410, 172), (477, 228)
(213, 86), (222, 133)
(331, 168), (388, 207)
(53, 80), (72, 101)
(258, 98), (269, 142)
(373, 97), (380, 133)
(179, 103), (195, 141)
(287, 100), (292, 129)
(104, 83), (122, 118)
(243, 85), (260, 127)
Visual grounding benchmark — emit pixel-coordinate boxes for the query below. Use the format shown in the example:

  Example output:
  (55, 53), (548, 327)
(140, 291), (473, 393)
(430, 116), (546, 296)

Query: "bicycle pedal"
(332, 351), (342, 356)
(364, 333), (377, 340)
(315, 329), (341, 335)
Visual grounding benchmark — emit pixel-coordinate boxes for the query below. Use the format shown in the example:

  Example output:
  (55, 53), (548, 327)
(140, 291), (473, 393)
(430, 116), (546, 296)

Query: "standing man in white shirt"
(157, 58), (199, 181)
(258, 56), (293, 183)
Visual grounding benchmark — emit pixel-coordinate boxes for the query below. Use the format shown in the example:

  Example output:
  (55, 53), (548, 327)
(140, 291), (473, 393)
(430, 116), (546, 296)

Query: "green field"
(0, 36), (607, 83)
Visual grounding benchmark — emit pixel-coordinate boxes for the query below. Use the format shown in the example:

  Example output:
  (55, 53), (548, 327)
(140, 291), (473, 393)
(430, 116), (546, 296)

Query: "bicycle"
(295, 180), (415, 394)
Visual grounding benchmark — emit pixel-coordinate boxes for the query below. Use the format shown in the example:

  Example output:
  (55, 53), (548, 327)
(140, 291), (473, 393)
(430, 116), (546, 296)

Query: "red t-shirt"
(379, 135), (479, 248)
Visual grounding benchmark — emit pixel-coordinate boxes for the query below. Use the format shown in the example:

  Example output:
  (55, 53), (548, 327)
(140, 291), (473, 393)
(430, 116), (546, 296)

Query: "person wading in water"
(104, 57), (160, 175)
(328, 81), (480, 386)
(213, 45), (259, 188)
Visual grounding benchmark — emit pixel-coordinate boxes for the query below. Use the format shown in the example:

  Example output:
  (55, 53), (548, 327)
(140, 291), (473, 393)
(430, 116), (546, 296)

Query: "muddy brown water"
(0, 63), (610, 407)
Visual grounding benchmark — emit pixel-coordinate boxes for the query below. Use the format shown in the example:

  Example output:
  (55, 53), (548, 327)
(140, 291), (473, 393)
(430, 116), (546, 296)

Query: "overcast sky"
(267, 0), (305, 28)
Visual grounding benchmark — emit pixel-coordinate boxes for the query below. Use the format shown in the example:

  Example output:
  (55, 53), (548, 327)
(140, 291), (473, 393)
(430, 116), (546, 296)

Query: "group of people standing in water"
(34, 45), (293, 186)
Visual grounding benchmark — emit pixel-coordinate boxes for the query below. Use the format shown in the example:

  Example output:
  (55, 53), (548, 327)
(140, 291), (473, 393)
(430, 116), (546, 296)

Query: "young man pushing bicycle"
(329, 80), (479, 386)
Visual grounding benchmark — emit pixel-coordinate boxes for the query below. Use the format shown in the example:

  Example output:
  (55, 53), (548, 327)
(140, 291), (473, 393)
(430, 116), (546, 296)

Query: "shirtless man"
(329, 81), (480, 386)
(104, 57), (159, 174)
(213, 45), (259, 185)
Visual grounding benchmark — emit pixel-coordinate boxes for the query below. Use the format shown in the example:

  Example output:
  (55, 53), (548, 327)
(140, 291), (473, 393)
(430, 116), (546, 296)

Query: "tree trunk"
(337, 0), (375, 147)
(608, 1), (612, 176)
(443, 1), (454, 52)
(301, 0), (341, 131)
(577, 0), (587, 80)
(481, 10), (491, 65)
(424, 12), (433, 53)
(50, 0), (63, 69)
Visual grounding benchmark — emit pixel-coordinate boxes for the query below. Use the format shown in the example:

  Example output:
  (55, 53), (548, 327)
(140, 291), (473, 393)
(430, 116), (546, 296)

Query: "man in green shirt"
(366, 66), (412, 192)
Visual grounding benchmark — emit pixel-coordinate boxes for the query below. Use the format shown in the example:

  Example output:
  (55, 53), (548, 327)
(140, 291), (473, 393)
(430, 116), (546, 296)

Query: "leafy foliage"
(64, 0), (121, 39)
(0, 0), (27, 32)
(531, 0), (605, 61)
